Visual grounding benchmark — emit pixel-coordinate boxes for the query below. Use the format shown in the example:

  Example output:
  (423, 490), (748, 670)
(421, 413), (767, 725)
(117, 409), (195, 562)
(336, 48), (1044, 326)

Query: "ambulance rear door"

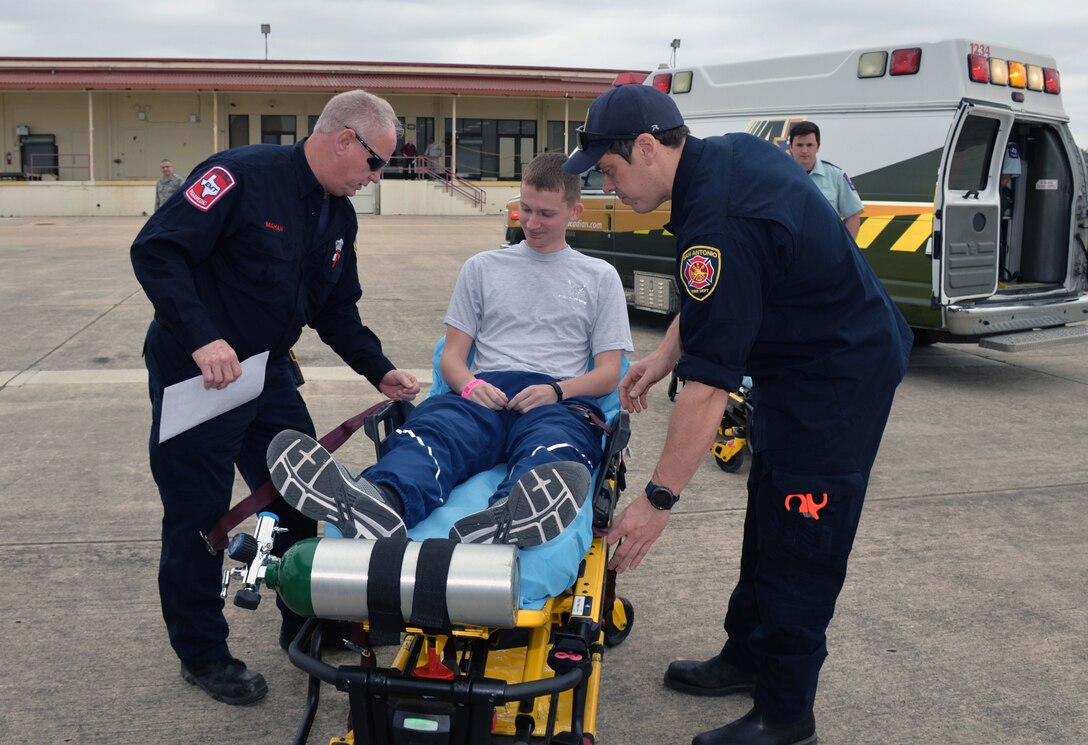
(935, 102), (1015, 304)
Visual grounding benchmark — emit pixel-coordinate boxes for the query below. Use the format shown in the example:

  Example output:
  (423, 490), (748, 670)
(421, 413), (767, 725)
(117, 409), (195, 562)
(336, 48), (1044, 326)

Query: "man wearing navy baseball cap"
(564, 83), (686, 175)
(576, 84), (913, 745)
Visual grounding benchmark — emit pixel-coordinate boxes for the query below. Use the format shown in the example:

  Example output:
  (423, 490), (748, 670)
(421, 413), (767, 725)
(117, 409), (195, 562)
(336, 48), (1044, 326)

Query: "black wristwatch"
(645, 480), (680, 511)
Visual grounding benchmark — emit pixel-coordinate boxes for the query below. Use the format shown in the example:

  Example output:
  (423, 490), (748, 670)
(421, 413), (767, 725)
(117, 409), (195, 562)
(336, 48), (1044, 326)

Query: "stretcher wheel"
(603, 596), (634, 647)
(716, 448), (744, 473)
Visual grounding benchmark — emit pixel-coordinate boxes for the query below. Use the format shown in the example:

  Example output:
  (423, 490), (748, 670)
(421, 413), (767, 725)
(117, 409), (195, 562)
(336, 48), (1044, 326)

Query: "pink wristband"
(461, 378), (485, 398)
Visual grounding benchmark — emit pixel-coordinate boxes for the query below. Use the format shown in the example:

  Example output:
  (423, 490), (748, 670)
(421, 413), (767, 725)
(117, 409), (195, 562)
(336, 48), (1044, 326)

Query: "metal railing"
(390, 155), (486, 210)
(27, 152), (91, 181)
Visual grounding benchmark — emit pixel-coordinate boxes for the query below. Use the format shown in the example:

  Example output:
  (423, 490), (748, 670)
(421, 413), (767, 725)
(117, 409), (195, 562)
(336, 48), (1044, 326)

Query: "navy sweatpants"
(144, 322), (316, 668)
(364, 370), (605, 528)
(718, 379), (899, 723)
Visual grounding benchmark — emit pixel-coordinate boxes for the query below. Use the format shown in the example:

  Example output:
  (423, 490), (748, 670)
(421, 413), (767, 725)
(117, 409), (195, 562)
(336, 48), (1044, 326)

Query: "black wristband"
(547, 381), (564, 402)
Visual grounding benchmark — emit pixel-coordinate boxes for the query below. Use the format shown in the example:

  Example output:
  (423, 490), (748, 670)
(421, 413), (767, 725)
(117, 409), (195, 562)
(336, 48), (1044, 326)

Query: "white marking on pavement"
(1, 368), (433, 387)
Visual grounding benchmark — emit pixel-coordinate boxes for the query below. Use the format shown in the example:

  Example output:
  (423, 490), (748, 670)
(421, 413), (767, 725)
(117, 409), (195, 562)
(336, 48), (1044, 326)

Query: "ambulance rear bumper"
(945, 293), (1088, 336)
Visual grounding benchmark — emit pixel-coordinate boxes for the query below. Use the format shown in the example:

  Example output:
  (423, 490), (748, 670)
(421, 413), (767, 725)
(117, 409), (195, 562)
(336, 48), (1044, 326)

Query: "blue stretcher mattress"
(381, 342), (623, 611)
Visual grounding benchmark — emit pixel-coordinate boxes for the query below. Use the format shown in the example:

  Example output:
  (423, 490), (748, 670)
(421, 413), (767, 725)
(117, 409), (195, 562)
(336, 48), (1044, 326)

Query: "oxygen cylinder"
(265, 537), (521, 628)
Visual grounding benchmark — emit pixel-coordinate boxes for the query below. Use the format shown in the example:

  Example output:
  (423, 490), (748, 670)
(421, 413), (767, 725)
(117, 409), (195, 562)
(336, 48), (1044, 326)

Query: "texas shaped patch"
(184, 166), (236, 212)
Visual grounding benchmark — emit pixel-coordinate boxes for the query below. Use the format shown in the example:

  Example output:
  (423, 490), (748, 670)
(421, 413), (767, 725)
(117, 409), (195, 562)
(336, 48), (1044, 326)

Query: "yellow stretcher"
(225, 398), (634, 745)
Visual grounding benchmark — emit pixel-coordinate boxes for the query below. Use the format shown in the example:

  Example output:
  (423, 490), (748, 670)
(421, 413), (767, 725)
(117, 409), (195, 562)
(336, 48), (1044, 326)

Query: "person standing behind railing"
(425, 137), (445, 172)
(401, 140), (418, 179)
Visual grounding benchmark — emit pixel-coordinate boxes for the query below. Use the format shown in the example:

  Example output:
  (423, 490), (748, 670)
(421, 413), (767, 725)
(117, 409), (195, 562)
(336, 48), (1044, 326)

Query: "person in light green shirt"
(788, 122), (864, 238)
(154, 159), (182, 211)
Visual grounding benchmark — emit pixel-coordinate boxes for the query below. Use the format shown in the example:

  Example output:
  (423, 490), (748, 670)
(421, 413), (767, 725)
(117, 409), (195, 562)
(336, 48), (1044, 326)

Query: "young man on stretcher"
(267, 153), (633, 548)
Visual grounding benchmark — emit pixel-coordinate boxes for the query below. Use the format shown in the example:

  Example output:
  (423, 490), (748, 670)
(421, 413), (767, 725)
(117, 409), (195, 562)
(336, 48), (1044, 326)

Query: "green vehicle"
(506, 39), (1088, 351)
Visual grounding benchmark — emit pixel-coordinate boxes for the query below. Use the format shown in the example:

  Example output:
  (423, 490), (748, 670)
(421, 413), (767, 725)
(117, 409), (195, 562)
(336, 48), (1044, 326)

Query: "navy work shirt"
(667, 134), (912, 459)
(131, 140), (394, 388)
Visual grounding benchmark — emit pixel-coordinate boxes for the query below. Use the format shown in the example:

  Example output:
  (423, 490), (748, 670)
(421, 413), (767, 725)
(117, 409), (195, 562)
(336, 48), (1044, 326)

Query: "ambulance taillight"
(1026, 65), (1045, 91)
(857, 51), (888, 78)
(1008, 61), (1027, 88)
(968, 54), (990, 83)
(1044, 68), (1061, 94)
(889, 48), (921, 76)
(652, 74), (671, 93)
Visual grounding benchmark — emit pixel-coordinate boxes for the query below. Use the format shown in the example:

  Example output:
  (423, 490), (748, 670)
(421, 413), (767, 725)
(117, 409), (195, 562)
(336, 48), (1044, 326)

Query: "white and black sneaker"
(450, 462), (591, 547)
(266, 430), (406, 540)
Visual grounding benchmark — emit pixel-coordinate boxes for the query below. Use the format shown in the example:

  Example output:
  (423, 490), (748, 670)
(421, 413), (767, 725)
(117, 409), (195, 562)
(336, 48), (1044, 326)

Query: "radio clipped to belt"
(288, 348), (305, 386)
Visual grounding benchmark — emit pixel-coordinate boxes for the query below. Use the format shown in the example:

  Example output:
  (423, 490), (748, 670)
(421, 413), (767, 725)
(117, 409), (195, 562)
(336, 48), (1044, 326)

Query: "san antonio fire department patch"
(680, 245), (721, 301)
(184, 165), (236, 212)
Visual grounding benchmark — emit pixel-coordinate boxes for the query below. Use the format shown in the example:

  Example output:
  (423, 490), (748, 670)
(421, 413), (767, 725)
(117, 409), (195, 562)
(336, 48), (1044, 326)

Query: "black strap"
(409, 538), (456, 633)
(366, 535), (409, 645)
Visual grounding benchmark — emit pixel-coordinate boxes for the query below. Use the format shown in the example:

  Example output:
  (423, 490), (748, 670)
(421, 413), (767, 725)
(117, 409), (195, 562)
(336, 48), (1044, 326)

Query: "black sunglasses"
(575, 125), (641, 151)
(341, 124), (388, 171)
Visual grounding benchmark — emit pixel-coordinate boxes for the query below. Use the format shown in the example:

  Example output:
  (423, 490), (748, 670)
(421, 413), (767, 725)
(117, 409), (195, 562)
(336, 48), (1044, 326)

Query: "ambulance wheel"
(716, 448), (744, 473)
(912, 329), (937, 347)
(604, 597), (634, 647)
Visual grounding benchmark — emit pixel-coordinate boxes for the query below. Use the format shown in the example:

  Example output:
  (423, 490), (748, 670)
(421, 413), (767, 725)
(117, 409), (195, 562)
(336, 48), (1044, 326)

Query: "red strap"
(566, 403), (612, 435)
(201, 401), (390, 554)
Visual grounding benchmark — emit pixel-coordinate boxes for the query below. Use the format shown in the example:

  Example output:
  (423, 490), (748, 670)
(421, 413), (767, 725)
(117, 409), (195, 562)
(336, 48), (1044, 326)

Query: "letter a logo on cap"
(184, 166), (237, 212)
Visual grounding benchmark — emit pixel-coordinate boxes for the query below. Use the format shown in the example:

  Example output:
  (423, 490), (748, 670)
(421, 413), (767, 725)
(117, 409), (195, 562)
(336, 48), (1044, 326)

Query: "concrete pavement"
(0, 215), (1085, 744)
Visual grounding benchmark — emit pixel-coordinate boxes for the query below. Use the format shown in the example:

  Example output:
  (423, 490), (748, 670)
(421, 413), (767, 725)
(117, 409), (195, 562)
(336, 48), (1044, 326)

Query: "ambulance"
(503, 39), (1088, 350)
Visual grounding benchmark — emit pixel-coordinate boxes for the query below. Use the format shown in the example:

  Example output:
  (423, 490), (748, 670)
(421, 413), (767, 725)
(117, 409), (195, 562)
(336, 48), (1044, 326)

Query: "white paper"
(158, 351), (270, 443)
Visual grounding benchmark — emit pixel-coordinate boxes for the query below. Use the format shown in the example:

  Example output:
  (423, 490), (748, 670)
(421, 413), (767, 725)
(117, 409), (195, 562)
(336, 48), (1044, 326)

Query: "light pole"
(261, 24), (271, 60)
(670, 38), (681, 68)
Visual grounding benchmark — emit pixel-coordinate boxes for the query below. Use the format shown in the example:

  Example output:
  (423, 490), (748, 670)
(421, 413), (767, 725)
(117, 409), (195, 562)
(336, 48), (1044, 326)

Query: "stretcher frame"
(282, 398), (634, 745)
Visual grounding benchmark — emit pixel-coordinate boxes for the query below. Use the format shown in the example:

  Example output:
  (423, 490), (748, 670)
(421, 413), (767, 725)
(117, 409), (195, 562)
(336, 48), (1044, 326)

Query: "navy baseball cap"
(563, 84), (685, 174)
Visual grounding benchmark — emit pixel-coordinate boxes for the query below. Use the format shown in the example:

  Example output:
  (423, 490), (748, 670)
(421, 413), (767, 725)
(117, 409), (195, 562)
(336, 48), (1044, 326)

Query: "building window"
(261, 115), (297, 145)
(444, 118), (537, 180)
(229, 115), (250, 148)
(307, 115), (319, 135)
(416, 117), (435, 151)
(547, 121), (578, 155)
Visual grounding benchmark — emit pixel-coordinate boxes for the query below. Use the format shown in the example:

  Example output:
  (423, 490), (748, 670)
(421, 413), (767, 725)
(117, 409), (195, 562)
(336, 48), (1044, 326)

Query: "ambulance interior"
(999, 121), (1077, 290)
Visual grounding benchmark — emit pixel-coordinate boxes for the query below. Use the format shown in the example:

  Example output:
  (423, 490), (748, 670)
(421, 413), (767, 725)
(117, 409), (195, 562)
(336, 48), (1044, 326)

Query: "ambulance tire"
(912, 329), (937, 347)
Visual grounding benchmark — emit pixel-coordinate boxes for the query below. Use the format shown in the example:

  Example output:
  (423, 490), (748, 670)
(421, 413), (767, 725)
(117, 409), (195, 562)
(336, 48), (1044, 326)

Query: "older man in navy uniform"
(131, 90), (419, 706)
(565, 85), (912, 745)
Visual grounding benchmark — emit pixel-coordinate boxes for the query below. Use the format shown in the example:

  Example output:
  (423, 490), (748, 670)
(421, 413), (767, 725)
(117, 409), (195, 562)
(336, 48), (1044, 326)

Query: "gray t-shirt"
(444, 241), (633, 380)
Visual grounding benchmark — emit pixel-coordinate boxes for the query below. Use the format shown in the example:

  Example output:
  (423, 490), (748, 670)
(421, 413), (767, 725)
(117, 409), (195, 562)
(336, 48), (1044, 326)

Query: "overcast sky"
(4, 1), (1087, 145)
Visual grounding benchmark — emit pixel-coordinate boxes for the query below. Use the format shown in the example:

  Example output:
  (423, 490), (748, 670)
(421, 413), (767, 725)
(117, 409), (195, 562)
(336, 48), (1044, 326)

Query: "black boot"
(692, 708), (816, 745)
(664, 653), (756, 696)
(180, 656), (268, 705)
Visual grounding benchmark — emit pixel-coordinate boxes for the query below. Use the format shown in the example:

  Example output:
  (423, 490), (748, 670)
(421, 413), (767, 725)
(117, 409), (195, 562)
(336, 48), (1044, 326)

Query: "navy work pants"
(364, 370), (605, 528)
(144, 322), (316, 668)
(718, 380), (898, 724)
